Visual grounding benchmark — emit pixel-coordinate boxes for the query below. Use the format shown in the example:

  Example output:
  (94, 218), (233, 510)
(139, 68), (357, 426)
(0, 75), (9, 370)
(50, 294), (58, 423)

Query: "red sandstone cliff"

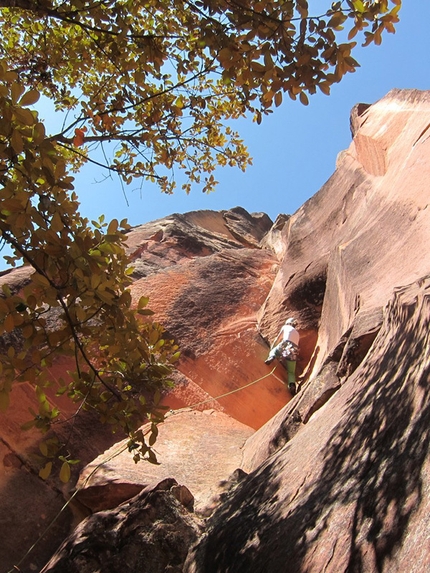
(1, 89), (430, 573)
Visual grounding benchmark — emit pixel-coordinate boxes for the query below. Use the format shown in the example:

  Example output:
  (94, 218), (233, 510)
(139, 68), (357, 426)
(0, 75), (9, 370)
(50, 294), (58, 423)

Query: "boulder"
(41, 479), (203, 573)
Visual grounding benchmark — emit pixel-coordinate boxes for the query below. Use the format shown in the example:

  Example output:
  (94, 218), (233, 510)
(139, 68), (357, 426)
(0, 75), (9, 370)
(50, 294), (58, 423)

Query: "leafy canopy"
(0, 0), (401, 477)
(1, 0), (401, 193)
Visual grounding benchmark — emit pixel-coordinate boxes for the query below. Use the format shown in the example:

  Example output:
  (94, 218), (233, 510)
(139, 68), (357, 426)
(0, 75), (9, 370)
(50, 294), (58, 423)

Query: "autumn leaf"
(73, 128), (86, 147)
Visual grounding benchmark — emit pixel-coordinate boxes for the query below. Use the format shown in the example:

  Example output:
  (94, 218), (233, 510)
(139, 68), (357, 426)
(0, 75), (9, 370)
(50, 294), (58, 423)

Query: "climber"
(265, 317), (300, 395)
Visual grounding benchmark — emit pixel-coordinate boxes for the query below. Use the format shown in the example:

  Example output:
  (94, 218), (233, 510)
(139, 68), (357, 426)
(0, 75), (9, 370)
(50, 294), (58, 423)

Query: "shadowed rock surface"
(41, 479), (203, 573)
(1, 89), (430, 573)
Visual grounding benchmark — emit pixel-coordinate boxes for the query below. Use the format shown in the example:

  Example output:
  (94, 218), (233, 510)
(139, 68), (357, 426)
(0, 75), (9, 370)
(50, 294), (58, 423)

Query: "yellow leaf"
(138, 296), (150, 309)
(107, 218), (118, 234)
(59, 461), (71, 483)
(39, 441), (48, 456)
(39, 462), (52, 480)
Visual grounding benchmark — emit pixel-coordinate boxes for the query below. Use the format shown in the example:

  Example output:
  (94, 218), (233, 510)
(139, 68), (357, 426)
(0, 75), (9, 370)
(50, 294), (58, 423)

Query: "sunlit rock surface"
(1, 89), (430, 573)
(185, 88), (430, 573)
(186, 277), (430, 573)
(74, 409), (254, 516)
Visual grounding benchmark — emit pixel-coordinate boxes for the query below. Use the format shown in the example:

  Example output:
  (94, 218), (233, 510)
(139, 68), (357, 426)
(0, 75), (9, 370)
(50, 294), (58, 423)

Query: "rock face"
(1, 89), (430, 573)
(185, 277), (430, 573)
(0, 206), (285, 573)
(74, 409), (254, 516)
(126, 207), (291, 430)
(183, 89), (430, 572)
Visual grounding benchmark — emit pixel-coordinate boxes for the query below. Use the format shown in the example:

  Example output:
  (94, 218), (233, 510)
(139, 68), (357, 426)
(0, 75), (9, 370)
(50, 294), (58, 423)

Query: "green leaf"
(138, 296), (150, 309)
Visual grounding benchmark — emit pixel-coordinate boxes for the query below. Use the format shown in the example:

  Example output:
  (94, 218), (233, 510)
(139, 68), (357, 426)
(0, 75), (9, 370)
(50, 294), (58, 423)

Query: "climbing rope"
(168, 365), (281, 415)
(7, 365), (286, 572)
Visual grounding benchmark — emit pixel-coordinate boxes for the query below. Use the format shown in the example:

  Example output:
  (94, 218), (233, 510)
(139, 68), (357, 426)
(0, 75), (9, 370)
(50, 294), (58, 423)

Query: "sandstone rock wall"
(0, 207), (287, 572)
(185, 276), (430, 573)
(184, 88), (430, 573)
(259, 89), (430, 382)
(2, 89), (430, 573)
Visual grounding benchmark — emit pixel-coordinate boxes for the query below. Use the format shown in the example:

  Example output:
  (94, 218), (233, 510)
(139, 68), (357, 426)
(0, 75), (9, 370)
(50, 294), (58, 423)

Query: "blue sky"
(69, 2), (428, 227)
(2, 2), (430, 271)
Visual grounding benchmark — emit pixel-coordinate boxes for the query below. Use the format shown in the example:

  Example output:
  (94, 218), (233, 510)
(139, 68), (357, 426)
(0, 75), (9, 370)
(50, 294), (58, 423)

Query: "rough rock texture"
(0, 357), (117, 573)
(259, 89), (430, 381)
(41, 479), (203, 573)
(74, 409), (254, 516)
(0, 207), (285, 573)
(126, 208), (292, 430)
(184, 277), (430, 573)
(184, 89), (430, 572)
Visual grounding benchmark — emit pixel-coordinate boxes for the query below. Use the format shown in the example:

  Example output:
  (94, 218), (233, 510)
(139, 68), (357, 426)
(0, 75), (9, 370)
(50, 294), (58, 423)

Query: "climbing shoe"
(288, 383), (296, 396)
(265, 357), (274, 364)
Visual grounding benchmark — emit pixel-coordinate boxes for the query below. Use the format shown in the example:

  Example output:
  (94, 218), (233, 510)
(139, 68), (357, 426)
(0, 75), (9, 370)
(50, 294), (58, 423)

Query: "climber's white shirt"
(280, 324), (300, 346)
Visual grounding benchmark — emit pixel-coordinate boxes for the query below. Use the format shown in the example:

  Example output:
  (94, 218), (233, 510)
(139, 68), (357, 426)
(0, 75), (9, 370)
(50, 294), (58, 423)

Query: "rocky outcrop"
(259, 89), (430, 382)
(184, 88), (430, 573)
(126, 208), (292, 430)
(41, 479), (203, 573)
(185, 276), (430, 573)
(2, 89), (430, 573)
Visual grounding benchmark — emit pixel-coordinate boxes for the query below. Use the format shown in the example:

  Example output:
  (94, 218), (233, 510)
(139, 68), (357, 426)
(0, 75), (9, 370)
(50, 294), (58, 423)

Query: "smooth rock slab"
(75, 409), (254, 515)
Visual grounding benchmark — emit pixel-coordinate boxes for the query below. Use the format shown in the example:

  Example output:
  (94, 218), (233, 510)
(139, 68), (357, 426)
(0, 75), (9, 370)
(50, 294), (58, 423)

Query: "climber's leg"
(286, 360), (297, 395)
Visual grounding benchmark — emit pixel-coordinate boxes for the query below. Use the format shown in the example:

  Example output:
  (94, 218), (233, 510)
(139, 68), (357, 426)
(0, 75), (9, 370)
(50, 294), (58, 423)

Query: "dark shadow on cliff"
(195, 280), (430, 573)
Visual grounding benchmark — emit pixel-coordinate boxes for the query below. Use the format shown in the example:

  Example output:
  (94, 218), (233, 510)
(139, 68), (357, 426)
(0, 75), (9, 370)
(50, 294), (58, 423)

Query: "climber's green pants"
(286, 360), (296, 385)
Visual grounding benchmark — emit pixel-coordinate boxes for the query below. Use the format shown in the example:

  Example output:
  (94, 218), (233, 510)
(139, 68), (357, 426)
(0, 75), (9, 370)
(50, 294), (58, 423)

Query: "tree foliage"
(0, 0), (401, 476)
(0, 0), (401, 192)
